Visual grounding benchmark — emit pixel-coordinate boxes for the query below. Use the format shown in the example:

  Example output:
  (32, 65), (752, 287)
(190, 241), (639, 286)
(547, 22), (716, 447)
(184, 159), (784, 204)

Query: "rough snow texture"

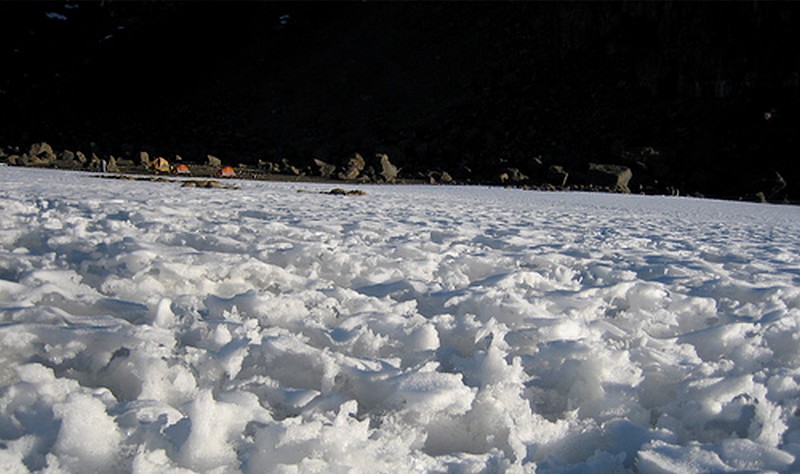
(1, 167), (799, 473)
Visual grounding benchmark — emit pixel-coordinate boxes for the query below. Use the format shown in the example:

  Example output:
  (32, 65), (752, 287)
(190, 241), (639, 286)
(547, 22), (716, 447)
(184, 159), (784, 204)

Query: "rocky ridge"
(1, 2), (797, 202)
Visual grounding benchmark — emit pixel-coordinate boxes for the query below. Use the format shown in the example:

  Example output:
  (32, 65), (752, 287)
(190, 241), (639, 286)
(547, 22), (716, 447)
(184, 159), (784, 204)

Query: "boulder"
(752, 170), (788, 202)
(259, 161), (281, 173)
(107, 156), (120, 173)
(499, 167), (528, 184)
(338, 153), (366, 180)
(116, 157), (136, 168)
(207, 154), (222, 167)
(89, 153), (103, 171)
(376, 153), (399, 182)
(313, 158), (337, 179)
(54, 150), (78, 169)
(546, 165), (569, 186)
(587, 163), (633, 192)
(622, 146), (670, 179)
(139, 151), (150, 167)
(28, 142), (56, 164)
(427, 170), (454, 184)
(281, 158), (302, 176)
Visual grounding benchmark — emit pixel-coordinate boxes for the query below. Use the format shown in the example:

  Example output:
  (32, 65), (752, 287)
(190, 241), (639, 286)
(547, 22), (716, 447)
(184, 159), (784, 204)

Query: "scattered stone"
(765, 171), (787, 200)
(377, 153), (399, 182)
(29, 142), (56, 163)
(107, 156), (120, 173)
(281, 158), (302, 176)
(546, 165), (569, 186)
(54, 150), (78, 169)
(587, 163), (633, 193)
(427, 170), (454, 184)
(313, 158), (337, 179)
(207, 154), (222, 167)
(139, 151), (150, 167)
(115, 157), (136, 168)
(338, 153), (366, 180)
(499, 167), (528, 184)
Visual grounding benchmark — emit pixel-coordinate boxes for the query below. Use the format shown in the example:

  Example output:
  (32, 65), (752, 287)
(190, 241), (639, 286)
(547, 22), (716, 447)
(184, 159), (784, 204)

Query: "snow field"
(1, 167), (799, 472)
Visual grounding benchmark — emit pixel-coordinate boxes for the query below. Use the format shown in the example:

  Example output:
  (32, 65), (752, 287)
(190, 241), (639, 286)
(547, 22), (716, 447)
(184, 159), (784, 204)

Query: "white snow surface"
(1, 167), (799, 473)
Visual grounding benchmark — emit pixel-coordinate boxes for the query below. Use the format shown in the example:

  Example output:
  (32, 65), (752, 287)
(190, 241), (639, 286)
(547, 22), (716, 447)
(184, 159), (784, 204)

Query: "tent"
(173, 164), (191, 175)
(216, 166), (236, 178)
(151, 156), (171, 173)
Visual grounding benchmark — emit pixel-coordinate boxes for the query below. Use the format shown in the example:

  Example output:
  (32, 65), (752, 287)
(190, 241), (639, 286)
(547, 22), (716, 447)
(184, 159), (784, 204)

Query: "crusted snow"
(1, 167), (799, 472)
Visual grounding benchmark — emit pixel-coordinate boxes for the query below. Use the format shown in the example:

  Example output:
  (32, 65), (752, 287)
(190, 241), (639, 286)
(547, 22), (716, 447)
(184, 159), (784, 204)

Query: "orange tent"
(173, 164), (191, 175)
(216, 166), (236, 178)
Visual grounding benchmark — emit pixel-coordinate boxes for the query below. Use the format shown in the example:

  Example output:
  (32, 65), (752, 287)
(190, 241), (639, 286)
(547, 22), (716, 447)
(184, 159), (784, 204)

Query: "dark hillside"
(1, 1), (798, 201)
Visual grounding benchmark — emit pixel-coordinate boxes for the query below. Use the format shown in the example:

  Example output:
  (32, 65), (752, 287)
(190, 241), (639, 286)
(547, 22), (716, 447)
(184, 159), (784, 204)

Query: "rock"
(587, 163), (633, 193)
(546, 165), (569, 186)
(139, 151), (150, 167)
(107, 156), (120, 173)
(207, 154), (222, 167)
(29, 142), (57, 164)
(622, 146), (670, 179)
(313, 158), (337, 179)
(116, 158), (136, 168)
(86, 153), (103, 171)
(427, 170), (454, 184)
(76, 151), (88, 165)
(54, 150), (78, 169)
(377, 153), (399, 182)
(281, 158), (302, 176)
(764, 171), (787, 200)
(8, 155), (20, 165)
(499, 167), (528, 184)
(338, 153), (366, 180)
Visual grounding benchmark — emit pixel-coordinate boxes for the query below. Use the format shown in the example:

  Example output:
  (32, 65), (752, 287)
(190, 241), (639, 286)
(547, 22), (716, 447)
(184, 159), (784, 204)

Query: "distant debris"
(326, 188), (366, 196)
(298, 188), (366, 196)
(182, 179), (235, 189)
(95, 174), (239, 189)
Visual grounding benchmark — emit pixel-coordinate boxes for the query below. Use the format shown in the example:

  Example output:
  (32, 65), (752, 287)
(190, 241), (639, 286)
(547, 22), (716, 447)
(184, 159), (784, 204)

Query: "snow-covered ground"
(1, 167), (799, 473)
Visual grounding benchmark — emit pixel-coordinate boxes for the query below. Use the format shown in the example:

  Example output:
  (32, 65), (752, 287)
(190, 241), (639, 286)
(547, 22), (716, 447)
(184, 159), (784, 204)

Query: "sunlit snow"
(1, 167), (799, 473)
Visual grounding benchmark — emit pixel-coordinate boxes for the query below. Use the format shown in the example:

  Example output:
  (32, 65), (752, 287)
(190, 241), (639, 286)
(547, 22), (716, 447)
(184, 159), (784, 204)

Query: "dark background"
(1, 1), (798, 200)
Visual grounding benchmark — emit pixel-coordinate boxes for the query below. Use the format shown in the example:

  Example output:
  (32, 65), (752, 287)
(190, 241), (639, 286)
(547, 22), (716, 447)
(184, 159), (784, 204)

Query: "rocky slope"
(1, 1), (798, 201)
